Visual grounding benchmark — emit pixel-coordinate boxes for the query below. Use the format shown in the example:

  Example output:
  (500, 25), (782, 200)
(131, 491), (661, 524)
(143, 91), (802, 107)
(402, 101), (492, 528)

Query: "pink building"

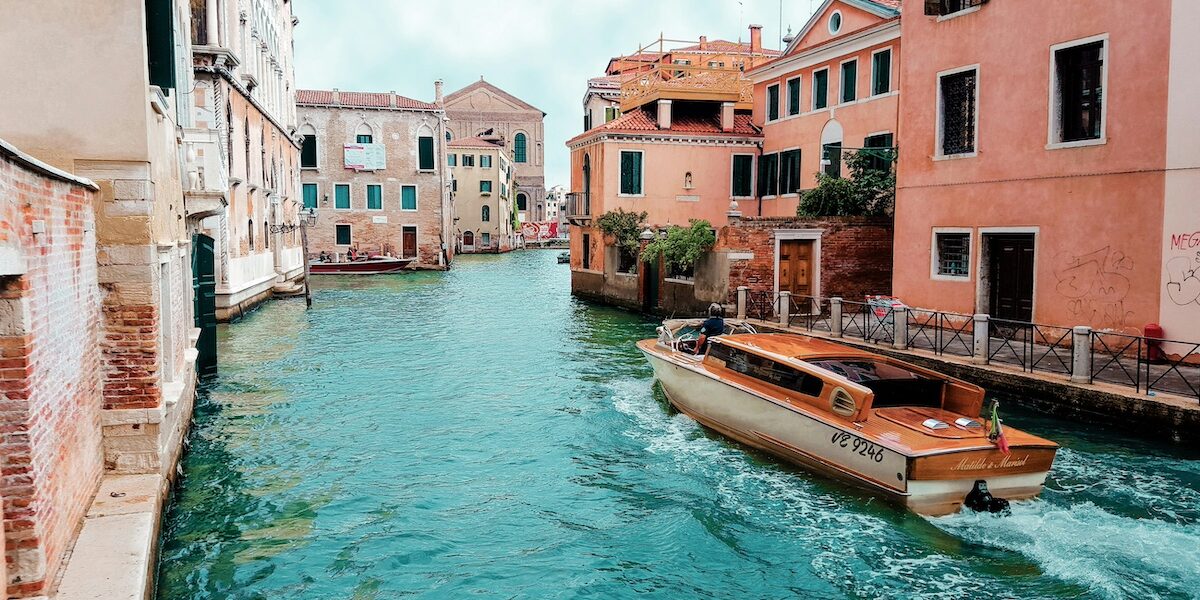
(893, 0), (1200, 345)
(749, 0), (900, 218)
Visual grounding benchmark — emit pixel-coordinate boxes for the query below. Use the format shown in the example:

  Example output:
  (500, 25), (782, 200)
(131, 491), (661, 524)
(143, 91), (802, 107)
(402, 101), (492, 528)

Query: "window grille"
(936, 233), (970, 277)
(925, 0), (988, 16)
(940, 70), (977, 155)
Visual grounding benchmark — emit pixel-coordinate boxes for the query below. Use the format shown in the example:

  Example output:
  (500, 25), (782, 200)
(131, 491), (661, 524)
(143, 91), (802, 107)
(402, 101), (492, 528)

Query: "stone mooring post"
(778, 291), (791, 326)
(893, 306), (908, 350)
(736, 286), (748, 320)
(1071, 325), (1093, 383)
(831, 297), (844, 337)
(973, 314), (990, 365)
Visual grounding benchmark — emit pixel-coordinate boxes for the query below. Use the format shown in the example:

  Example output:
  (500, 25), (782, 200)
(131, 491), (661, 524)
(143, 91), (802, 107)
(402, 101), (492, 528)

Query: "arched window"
(463, 231), (474, 246)
(248, 219), (254, 249)
(481, 205), (491, 222)
(513, 132), (527, 163)
(355, 122), (373, 144)
(517, 193), (528, 211)
(445, 130), (452, 142)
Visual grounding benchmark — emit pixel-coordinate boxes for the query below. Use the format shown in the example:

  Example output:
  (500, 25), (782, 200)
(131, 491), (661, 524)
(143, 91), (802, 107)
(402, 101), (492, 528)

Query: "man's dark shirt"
(700, 317), (725, 338)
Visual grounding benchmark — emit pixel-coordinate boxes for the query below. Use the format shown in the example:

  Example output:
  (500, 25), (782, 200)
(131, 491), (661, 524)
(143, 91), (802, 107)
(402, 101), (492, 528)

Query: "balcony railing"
(182, 127), (230, 219)
(565, 192), (592, 225)
(620, 63), (753, 111)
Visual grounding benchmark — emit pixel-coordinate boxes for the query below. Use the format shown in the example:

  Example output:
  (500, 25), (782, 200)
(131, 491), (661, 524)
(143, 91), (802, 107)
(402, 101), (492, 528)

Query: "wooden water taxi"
(309, 255), (412, 274)
(638, 329), (1059, 515)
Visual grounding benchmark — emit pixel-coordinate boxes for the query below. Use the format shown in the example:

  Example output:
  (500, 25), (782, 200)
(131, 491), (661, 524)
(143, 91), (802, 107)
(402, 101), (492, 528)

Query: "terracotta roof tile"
(871, 0), (903, 9)
(673, 40), (783, 56)
(588, 74), (623, 89)
(579, 108), (761, 139)
(296, 89), (439, 110)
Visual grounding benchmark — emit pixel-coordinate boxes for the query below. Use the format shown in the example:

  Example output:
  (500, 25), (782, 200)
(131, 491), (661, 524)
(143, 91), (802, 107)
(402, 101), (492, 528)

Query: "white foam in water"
(1049, 447), (1200, 525)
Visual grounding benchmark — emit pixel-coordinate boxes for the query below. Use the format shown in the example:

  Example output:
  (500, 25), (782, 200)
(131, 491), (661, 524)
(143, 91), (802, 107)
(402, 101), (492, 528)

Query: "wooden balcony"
(565, 192), (592, 225)
(620, 63), (754, 112)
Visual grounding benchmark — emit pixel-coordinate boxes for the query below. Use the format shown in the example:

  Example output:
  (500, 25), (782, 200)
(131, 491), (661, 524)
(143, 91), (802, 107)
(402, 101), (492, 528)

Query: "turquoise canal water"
(157, 251), (1200, 600)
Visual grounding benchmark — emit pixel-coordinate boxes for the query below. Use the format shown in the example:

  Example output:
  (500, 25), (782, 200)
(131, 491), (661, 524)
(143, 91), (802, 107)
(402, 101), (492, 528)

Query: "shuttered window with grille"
(939, 69), (977, 156)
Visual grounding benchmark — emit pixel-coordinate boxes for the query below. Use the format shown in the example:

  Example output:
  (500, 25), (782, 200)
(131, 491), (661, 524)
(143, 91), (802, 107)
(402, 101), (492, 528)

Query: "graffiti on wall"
(1165, 230), (1200, 307)
(1054, 246), (1135, 330)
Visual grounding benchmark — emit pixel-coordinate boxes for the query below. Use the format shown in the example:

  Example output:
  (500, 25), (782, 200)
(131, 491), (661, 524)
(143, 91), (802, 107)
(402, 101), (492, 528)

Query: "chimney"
(331, 88), (340, 105)
(699, 35), (708, 50)
(434, 79), (444, 105)
(389, 91), (396, 108)
(749, 24), (762, 54)
(657, 99), (673, 130)
(720, 102), (735, 132)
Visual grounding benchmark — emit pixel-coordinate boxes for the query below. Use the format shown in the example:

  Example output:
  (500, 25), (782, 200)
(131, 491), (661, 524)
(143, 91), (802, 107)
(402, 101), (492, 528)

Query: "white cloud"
(293, 0), (817, 187)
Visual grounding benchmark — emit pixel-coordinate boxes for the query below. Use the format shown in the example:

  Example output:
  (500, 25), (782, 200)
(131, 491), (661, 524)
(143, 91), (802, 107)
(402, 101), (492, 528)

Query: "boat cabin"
(702, 334), (985, 424)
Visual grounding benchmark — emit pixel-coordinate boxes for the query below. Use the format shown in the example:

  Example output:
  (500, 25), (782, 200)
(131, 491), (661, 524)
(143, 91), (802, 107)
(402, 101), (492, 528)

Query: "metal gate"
(192, 233), (218, 377)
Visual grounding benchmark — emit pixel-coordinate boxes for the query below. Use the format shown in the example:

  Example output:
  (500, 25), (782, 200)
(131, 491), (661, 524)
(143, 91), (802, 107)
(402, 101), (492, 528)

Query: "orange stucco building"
(893, 0), (1200, 346)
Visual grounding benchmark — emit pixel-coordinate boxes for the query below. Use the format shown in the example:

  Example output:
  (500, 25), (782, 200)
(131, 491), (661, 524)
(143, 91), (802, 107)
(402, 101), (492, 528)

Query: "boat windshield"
(805, 358), (944, 409)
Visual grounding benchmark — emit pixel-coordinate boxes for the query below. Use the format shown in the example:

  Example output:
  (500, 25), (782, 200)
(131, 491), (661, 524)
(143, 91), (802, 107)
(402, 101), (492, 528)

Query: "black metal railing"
(1090, 331), (1143, 391)
(1143, 338), (1200, 401)
(786, 295), (833, 334)
(745, 290), (775, 321)
(905, 309), (975, 358)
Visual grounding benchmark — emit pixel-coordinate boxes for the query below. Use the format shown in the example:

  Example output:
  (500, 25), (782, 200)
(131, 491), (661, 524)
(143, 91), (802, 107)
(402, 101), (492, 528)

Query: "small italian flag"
(988, 400), (1011, 455)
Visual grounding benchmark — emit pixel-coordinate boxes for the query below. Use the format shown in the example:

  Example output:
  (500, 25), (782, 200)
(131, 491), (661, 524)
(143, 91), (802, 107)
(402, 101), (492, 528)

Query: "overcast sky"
(292, 0), (819, 188)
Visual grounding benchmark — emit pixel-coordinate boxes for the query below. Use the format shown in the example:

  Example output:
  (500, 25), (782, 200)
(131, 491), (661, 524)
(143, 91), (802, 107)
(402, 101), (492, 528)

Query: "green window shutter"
(357, 134), (372, 144)
(767, 85), (780, 121)
(401, 186), (417, 210)
(336, 225), (351, 245)
(418, 136), (435, 170)
(302, 183), (318, 208)
(814, 71), (828, 109)
(367, 185), (382, 209)
(732, 155), (753, 197)
(620, 151), (642, 195)
(787, 79), (801, 115)
(145, 0), (176, 90)
(448, 153), (456, 167)
(481, 155), (492, 168)
(873, 50), (891, 95)
(841, 61), (857, 103)
(335, 185), (350, 209)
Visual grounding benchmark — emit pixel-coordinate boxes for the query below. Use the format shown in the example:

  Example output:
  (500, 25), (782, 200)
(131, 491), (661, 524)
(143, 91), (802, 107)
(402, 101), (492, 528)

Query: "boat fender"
(964, 479), (1010, 514)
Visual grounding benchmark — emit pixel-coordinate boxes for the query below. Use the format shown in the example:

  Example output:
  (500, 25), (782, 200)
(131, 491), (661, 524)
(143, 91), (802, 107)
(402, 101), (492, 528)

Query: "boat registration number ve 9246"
(830, 432), (885, 463)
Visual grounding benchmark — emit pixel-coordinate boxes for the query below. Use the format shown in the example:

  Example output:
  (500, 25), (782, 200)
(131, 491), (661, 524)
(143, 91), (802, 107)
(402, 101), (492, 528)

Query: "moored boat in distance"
(309, 255), (412, 274)
(638, 327), (1059, 515)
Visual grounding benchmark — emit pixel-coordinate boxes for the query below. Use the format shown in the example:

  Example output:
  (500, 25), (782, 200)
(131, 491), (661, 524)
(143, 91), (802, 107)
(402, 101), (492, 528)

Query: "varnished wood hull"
(639, 341), (1056, 515)
(309, 258), (412, 274)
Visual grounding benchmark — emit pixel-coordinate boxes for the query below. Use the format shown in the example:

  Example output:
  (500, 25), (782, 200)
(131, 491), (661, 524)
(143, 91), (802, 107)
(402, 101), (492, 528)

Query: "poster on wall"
(344, 143), (386, 171)
(520, 222), (559, 242)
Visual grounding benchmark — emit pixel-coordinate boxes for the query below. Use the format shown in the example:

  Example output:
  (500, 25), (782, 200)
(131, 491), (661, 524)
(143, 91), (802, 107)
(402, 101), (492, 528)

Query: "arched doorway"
(463, 231), (475, 252)
(820, 119), (844, 178)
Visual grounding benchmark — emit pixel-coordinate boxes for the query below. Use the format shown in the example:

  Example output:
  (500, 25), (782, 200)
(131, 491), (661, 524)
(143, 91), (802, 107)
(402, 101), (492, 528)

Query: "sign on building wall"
(344, 143), (386, 171)
(520, 222), (558, 242)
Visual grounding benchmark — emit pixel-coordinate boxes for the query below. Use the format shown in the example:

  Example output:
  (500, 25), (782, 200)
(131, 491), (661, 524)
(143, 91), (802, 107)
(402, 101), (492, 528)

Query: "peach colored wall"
(754, 37), (900, 216)
(793, 1), (888, 50)
(893, 0), (1172, 333)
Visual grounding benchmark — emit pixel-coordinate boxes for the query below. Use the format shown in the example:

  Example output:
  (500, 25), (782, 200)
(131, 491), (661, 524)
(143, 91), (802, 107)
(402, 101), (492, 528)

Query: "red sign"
(521, 222), (559, 241)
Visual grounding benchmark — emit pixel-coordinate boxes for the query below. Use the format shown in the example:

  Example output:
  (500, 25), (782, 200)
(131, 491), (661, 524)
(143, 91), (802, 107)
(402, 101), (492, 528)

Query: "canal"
(157, 251), (1200, 599)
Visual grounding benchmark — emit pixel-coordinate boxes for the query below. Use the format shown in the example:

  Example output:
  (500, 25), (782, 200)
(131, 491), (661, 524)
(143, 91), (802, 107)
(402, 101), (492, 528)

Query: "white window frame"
(839, 58), (859, 105)
(766, 83), (781, 122)
(480, 180), (493, 195)
(482, 231), (492, 247)
(785, 75), (803, 116)
(870, 46), (894, 97)
(1046, 33), (1109, 150)
(365, 183), (384, 212)
(617, 149), (645, 197)
(481, 154), (493, 169)
(301, 182), (319, 209)
(333, 182), (352, 210)
(937, 3), (983, 22)
(828, 9), (843, 34)
(334, 223), (353, 246)
(930, 227), (973, 281)
(811, 67), (830, 111)
(729, 153), (756, 199)
(934, 64), (981, 160)
(400, 184), (418, 212)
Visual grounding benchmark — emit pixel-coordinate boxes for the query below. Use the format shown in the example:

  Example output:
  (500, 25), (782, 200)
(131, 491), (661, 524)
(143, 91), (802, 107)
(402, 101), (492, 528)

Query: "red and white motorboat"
(309, 255), (413, 274)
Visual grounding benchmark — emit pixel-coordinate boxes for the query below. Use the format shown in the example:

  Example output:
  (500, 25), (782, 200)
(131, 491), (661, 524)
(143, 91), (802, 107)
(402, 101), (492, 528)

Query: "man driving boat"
(694, 303), (725, 354)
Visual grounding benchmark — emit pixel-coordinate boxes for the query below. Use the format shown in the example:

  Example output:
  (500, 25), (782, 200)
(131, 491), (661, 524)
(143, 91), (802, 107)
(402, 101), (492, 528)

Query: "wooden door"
(191, 233), (217, 377)
(779, 240), (814, 304)
(988, 235), (1035, 321)
(402, 227), (417, 259)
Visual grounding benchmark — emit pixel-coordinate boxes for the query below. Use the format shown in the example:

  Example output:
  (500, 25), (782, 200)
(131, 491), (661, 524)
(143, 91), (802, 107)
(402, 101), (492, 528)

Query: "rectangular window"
(872, 49), (892, 96)
(707, 343), (824, 397)
(939, 68), (978, 156)
(356, 134), (373, 144)
(145, 0), (176, 89)
(482, 232), (491, 246)
(823, 143), (842, 178)
(481, 155), (492, 168)
(335, 224), (352, 246)
(619, 150), (643, 195)
(418, 136), (435, 170)
(366, 184), (382, 210)
(462, 154), (475, 167)
(401, 185), (417, 211)
(582, 233), (591, 269)
(812, 69), (829, 110)
(757, 153), (779, 197)
(301, 135), (318, 168)
(605, 106), (620, 122)
(935, 232), (971, 277)
(841, 60), (857, 103)
(731, 155), (754, 197)
(708, 61), (725, 68)
(584, 113), (592, 131)
(779, 149), (801, 195)
(1055, 40), (1104, 143)
(302, 183), (318, 208)
(480, 180), (492, 194)
(786, 77), (801, 116)
(925, 0), (988, 17)
(767, 84), (780, 121)
(864, 133), (895, 172)
(334, 184), (350, 209)
(448, 153), (457, 167)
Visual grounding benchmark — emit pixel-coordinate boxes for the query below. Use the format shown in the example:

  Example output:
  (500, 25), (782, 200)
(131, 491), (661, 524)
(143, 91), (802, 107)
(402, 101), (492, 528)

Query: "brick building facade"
(298, 88), (453, 268)
(0, 141), (104, 597)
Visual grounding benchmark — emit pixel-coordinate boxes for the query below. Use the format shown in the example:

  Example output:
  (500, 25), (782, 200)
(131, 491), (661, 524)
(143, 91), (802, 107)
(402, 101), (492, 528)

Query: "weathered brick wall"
(0, 145), (103, 598)
(720, 216), (894, 300)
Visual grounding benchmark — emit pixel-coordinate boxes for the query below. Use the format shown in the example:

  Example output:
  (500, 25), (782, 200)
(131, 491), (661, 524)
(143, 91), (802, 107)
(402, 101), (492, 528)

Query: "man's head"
(708, 303), (724, 318)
